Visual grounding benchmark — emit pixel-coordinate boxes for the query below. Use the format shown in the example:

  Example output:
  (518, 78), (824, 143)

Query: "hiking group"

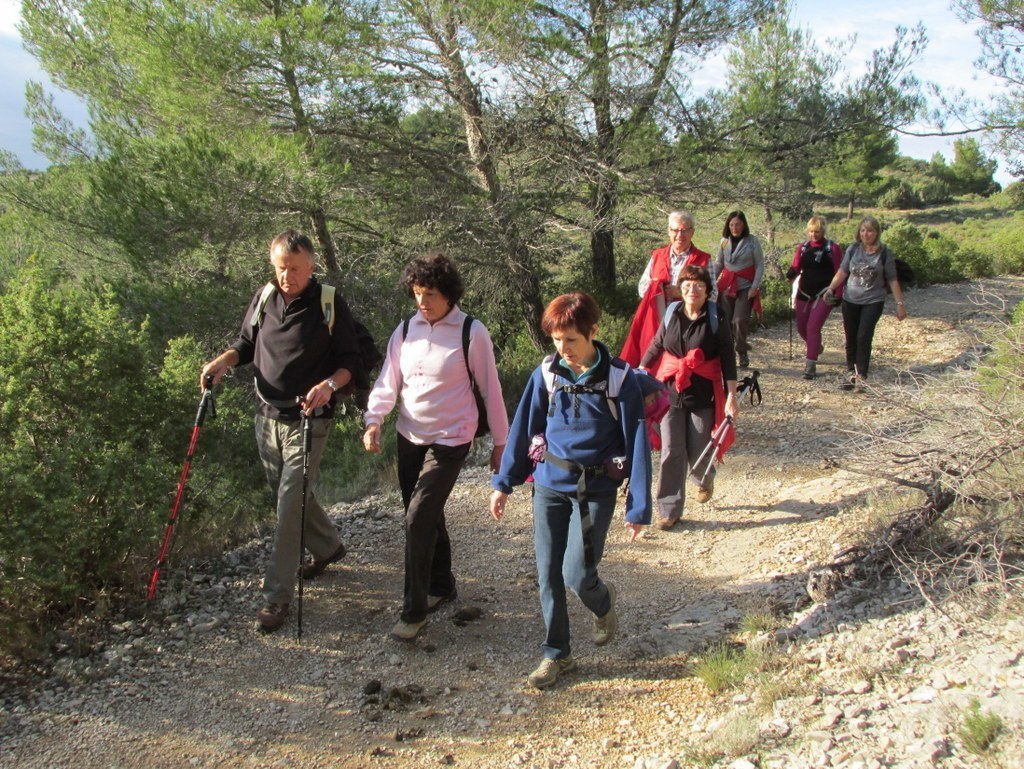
(195, 213), (907, 689)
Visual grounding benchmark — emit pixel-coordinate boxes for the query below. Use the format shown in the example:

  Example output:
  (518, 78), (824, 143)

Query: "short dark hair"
(541, 291), (601, 338)
(722, 210), (750, 239)
(676, 264), (713, 295)
(271, 229), (315, 258)
(402, 251), (464, 305)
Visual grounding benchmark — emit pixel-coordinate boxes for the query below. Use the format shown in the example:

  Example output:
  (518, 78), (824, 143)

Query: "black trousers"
(841, 300), (885, 378)
(396, 434), (470, 623)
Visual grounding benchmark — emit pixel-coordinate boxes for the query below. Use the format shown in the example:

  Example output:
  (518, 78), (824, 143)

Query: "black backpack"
(882, 249), (915, 293)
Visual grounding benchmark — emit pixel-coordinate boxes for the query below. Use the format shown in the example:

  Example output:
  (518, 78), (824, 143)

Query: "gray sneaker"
(593, 582), (618, 646)
(527, 655), (577, 689)
(390, 618), (426, 641)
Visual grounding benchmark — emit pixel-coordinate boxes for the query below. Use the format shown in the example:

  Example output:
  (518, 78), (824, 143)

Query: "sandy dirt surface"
(2, 277), (1022, 769)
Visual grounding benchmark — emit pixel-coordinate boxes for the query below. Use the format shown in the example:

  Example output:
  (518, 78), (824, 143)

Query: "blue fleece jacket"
(492, 341), (652, 525)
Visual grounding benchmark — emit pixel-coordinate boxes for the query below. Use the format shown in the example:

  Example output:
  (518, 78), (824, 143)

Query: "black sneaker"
(739, 355), (750, 369)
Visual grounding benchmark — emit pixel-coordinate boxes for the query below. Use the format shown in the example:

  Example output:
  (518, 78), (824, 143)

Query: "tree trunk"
(764, 205), (776, 247)
(588, 0), (617, 292)
(432, 11), (546, 349)
(275, 10), (341, 276)
(590, 181), (617, 290)
(847, 195), (855, 221)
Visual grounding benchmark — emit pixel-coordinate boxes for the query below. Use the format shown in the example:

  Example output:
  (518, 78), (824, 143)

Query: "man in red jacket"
(621, 211), (713, 367)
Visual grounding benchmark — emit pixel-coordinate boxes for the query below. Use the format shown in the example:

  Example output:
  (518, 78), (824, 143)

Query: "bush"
(1004, 181), (1024, 209)
(913, 178), (954, 206)
(882, 220), (929, 283)
(0, 265), (169, 657)
(877, 181), (922, 210)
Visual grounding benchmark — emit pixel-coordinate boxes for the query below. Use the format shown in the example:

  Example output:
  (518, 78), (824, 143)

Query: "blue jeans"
(532, 483), (616, 660)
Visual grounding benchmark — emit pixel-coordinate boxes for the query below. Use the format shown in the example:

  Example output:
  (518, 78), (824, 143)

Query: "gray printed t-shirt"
(839, 243), (897, 305)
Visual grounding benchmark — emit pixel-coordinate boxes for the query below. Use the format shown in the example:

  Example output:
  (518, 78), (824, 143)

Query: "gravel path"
(2, 277), (1023, 769)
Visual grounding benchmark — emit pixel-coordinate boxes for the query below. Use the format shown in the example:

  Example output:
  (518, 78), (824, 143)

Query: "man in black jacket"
(202, 230), (363, 632)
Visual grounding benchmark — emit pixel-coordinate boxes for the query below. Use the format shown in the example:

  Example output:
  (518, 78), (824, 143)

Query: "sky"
(0, 0), (1015, 185)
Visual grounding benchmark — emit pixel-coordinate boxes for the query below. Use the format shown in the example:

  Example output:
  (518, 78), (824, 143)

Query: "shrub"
(922, 233), (965, 283)
(882, 220), (929, 283)
(877, 181), (922, 210)
(0, 265), (169, 657)
(1004, 181), (1024, 209)
(913, 178), (954, 206)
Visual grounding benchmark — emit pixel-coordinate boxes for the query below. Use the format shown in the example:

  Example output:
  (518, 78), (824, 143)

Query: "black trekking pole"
(296, 407), (312, 640)
(147, 375), (217, 601)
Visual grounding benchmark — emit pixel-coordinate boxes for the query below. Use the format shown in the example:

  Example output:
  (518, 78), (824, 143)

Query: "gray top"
(839, 243), (897, 305)
(714, 235), (765, 291)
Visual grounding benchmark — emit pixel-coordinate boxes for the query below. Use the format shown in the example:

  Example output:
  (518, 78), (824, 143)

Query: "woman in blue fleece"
(490, 292), (652, 690)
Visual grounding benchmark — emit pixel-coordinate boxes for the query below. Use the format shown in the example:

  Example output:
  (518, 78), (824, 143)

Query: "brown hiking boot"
(256, 603), (289, 632)
(300, 542), (346, 580)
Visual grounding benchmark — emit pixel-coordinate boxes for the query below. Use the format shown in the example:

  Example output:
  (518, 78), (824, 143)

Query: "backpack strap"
(664, 299), (719, 334)
(251, 281), (336, 335)
(251, 282), (277, 329)
(462, 315), (476, 386)
(320, 284), (336, 334)
(543, 353), (623, 421)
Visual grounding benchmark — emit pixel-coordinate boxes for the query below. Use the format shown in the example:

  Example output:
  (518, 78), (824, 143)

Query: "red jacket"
(620, 245), (711, 366)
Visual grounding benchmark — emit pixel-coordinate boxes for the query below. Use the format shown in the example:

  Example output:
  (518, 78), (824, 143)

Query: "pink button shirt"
(364, 307), (509, 447)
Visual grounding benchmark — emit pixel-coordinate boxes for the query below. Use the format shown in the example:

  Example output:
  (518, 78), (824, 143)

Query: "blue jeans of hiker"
(532, 483), (616, 660)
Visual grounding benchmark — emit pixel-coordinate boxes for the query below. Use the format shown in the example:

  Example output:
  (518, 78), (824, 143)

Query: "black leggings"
(841, 300), (885, 378)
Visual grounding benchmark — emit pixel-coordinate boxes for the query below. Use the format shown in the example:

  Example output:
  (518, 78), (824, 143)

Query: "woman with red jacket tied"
(641, 265), (739, 531)
(620, 211), (712, 367)
(787, 215), (844, 380)
(714, 210), (764, 369)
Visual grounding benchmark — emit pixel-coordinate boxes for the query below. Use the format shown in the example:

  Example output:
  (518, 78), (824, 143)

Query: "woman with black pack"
(787, 215), (844, 380)
(363, 252), (508, 642)
(822, 215), (908, 391)
(641, 265), (740, 530)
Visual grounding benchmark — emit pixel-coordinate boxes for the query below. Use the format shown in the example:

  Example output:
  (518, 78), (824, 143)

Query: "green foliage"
(882, 220), (930, 282)
(957, 698), (1004, 754)
(693, 642), (752, 693)
(1005, 181), (1024, 209)
(948, 138), (1000, 196)
(0, 264), (168, 652)
(877, 180), (923, 210)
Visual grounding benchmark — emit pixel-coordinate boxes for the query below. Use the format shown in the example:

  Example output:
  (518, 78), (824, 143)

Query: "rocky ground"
(2, 277), (1023, 769)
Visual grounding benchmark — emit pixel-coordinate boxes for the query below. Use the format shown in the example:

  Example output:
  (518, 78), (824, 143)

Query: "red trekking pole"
(147, 375), (217, 601)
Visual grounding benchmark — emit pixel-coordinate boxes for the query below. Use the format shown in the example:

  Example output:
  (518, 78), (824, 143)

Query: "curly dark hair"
(402, 251), (464, 305)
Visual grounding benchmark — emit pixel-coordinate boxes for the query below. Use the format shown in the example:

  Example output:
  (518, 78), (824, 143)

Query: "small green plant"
(694, 642), (751, 693)
(957, 698), (1003, 754)
(740, 610), (777, 635)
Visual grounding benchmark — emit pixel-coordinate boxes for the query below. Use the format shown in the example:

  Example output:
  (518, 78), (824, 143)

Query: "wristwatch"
(326, 377), (339, 392)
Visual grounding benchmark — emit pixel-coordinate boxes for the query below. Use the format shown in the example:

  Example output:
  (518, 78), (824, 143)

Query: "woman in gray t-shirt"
(823, 216), (907, 390)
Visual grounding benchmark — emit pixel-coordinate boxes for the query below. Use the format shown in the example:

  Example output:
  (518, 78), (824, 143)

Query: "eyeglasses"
(680, 281), (706, 291)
